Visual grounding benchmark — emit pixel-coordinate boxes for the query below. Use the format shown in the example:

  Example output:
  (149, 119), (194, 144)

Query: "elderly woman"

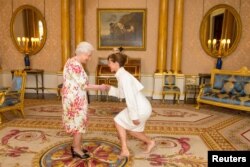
(106, 53), (155, 158)
(61, 42), (107, 159)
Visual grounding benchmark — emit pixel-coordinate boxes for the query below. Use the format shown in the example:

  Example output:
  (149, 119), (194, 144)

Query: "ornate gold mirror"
(10, 5), (47, 55)
(200, 4), (242, 58)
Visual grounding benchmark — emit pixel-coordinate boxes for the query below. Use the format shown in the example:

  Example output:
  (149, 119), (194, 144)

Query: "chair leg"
(105, 91), (109, 101)
(20, 108), (25, 118)
(0, 114), (2, 124)
(13, 109), (25, 118)
(0, 113), (8, 123)
(97, 90), (101, 101)
(57, 88), (61, 100)
(194, 90), (197, 103)
(184, 92), (187, 103)
(195, 103), (200, 110)
(162, 94), (165, 103)
(96, 91), (99, 101)
(177, 94), (180, 104)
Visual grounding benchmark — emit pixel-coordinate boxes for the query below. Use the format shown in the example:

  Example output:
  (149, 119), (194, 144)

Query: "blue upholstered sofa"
(196, 67), (250, 112)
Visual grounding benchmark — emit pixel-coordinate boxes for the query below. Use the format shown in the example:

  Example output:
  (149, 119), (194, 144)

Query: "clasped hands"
(99, 84), (110, 91)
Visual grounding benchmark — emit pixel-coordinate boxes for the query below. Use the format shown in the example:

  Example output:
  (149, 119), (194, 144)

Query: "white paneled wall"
(0, 71), (193, 99)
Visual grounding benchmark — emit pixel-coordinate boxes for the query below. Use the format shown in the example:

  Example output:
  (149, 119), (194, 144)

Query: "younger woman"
(106, 53), (155, 158)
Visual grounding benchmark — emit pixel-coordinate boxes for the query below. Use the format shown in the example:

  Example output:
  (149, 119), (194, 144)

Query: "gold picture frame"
(97, 8), (146, 50)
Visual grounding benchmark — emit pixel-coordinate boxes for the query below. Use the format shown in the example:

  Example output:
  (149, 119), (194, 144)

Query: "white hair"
(75, 42), (94, 56)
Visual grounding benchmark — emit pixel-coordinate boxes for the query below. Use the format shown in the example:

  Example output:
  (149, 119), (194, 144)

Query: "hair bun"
(118, 46), (124, 52)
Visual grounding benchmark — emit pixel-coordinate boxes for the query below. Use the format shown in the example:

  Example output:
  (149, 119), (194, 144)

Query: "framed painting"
(97, 9), (146, 50)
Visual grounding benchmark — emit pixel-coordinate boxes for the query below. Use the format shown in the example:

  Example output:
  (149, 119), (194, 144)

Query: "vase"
(216, 57), (222, 69)
(24, 54), (30, 70)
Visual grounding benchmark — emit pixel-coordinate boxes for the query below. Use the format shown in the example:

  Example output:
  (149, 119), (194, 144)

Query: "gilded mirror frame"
(200, 4), (242, 58)
(10, 5), (47, 55)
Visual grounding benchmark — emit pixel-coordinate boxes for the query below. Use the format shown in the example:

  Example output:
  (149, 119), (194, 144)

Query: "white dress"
(108, 67), (152, 132)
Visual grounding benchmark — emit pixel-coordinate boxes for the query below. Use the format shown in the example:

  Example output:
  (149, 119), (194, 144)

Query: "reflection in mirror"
(10, 5), (47, 55)
(200, 4), (241, 58)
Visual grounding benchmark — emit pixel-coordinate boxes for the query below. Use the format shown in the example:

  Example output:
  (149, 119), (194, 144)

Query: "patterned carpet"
(0, 99), (249, 167)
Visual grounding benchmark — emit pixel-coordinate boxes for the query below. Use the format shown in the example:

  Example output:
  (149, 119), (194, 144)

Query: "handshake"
(99, 84), (110, 91)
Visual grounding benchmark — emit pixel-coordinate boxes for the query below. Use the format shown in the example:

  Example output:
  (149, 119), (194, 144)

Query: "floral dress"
(61, 58), (88, 134)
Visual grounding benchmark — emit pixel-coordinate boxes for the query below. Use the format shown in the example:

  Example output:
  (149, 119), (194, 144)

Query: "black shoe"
(82, 148), (88, 153)
(71, 146), (88, 154)
(70, 147), (90, 159)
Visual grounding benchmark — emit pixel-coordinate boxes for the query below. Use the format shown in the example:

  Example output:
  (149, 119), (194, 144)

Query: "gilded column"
(75, 0), (85, 45)
(61, 0), (71, 70)
(171, 0), (184, 74)
(156, 0), (169, 73)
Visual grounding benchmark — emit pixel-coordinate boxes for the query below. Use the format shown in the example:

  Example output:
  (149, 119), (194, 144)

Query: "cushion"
(242, 82), (250, 95)
(0, 95), (19, 107)
(164, 75), (175, 85)
(10, 76), (22, 91)
(213, 74), (231, 89)
(221, 80), (235, 94)
(242, 76), (250, 83)
(234, 81), (244, 93)
(163, 85), (180, 92)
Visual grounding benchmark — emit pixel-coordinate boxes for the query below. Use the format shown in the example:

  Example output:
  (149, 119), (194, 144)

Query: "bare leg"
(115, 122), (130, 157)
(72, 133), (84, 155)
(128, 131), (155, 153)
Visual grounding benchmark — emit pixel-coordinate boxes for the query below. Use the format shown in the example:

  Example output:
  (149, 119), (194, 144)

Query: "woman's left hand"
(132, 120), (140, 125)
